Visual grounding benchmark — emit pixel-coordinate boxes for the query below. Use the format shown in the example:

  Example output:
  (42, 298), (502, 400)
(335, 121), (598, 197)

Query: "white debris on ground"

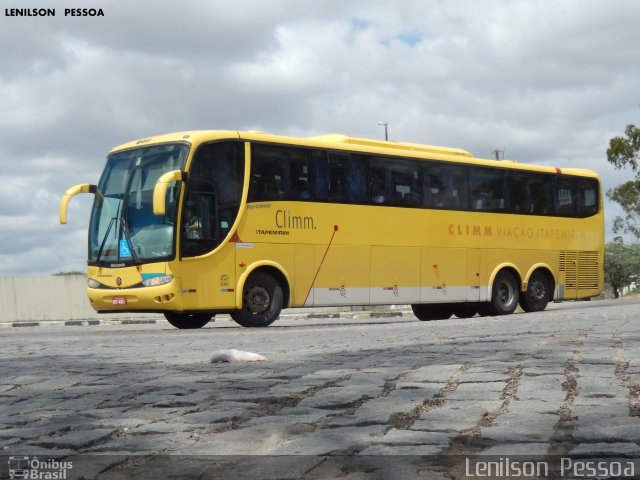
(210, 349), (267, 363)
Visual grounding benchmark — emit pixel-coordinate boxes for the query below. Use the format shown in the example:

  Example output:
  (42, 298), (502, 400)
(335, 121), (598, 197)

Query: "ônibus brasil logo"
(8, 457), (73, 479)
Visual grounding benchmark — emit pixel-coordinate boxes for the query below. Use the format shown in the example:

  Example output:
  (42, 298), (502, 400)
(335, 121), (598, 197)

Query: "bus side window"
(506, 172), (527, 213)
(576, 178), (599, 217)
(423, 165), (446, 208)
(444, 165), (469, 210)
(524, 174), (551, 215)
(370, 156), (421, 206)
(555, 177), (575, 216)
(315, 152), (367, 204)
(311, 150), (330, 201)
(345, 154), (367, 203)
(312, 150), (350, 203)
(291, 159), (311, 200)
(370, 158), (389, 204)
(390, 159), (420, 207)
(250, 145), (286, 201)
(276, 147), (312, 201)
(447, 164), (468, 210)
(328, 152), (349, 202)
(469, 167), (505, 211)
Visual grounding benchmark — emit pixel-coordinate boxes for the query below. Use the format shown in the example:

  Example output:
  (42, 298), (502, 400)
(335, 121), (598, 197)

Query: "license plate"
(112, 296), (127, 305)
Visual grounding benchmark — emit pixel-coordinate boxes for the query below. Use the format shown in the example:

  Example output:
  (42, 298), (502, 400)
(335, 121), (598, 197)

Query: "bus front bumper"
(87, 281), (183, 312)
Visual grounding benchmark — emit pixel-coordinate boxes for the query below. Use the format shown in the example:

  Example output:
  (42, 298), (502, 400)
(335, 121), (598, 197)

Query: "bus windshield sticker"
(119, 239), (132, 258)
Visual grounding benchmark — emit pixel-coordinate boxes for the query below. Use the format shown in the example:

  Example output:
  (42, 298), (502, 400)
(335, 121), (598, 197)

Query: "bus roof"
(110, 130), (600, 180)
(307, 134), (473, 158)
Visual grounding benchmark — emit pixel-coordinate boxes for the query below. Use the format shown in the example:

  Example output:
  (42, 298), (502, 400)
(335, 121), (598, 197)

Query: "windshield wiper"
(118, 202), (141, 265)
(96, 217), (115, 264)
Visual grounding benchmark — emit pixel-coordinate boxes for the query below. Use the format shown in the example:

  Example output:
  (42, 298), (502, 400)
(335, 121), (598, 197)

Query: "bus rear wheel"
(519, 271), (550, 312)
(487, 270), (520, 315)
(164, 312), (213, 329)
(411, 304), (453, 321)
(231, 272), (283, 328)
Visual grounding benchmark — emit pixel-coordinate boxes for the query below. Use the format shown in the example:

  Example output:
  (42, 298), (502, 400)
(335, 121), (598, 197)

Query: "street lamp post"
(378, 121), (389, 141)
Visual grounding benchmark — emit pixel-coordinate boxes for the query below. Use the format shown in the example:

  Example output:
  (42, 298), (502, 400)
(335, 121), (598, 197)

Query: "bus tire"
(164, 312), (213, 329)
(488, 270), (519, 315)
(519, 270), (550, 312)
(452, 304), (478, 318)
(411, 303), (453, 321)
(231, 271), (283, 328)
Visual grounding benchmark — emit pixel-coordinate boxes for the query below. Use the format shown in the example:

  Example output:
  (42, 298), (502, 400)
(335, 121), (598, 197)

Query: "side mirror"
(153, 170), (188, 215)
(60, 184), (97, 224)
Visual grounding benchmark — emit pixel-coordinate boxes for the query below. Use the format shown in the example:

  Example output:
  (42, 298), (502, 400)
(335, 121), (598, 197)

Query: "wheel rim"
(497, 280), (516, 308)
(530, 279), (547, 304)
(246, 285), (270, 314)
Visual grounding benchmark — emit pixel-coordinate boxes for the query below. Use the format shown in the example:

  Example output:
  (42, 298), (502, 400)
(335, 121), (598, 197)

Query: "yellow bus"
(60, 130), (604, 329)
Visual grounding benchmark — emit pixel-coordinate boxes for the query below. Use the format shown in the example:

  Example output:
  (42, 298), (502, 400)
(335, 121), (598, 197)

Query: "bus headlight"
(88, 278), (103, 289)
(142, 275), (174, 287)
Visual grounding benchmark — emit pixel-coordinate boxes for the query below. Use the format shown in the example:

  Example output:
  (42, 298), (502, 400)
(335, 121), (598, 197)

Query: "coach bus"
(59, 130), (603, 329)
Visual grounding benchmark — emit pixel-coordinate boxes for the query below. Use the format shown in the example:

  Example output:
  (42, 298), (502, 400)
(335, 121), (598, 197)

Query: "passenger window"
(527, 174), (553, 215)
(249, 145), (313, 201)
(383, 158), (420, 207)
(575, 179), (599, 217)
(555, 177), (575, 216)
(506, 172), (528, 213)
(423, 164), (468, 210)
(327, 152), (351, 202)
(290, 160), (311, 200)
(249, 145), (286, 201)
(370, 157), (420, 206)
(313, 151), (366, 203)
(469, 168), (505, 211)
(369, 157), (392, 205)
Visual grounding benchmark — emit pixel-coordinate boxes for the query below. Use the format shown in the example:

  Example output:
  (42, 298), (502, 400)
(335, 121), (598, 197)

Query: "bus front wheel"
(411, 304), (453, 321)
(164, 312), (213, 329)
(231, 272), (283, 328)
(519, 271), (550, 312)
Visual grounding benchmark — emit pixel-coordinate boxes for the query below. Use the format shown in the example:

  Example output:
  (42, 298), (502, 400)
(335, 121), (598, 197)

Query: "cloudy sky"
(1, 0), (639, 276)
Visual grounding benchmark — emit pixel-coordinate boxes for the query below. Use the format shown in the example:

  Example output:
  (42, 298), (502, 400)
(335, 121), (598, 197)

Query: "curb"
(1, 319), (159, 329)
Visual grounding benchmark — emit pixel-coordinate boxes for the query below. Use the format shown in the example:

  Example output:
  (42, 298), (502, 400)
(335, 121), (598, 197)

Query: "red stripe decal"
(304, 225), (339, 306)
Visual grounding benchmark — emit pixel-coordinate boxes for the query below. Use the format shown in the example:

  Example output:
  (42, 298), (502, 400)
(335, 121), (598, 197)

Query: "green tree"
(607, 124), (640, 238)
(604, 239), (640, 298)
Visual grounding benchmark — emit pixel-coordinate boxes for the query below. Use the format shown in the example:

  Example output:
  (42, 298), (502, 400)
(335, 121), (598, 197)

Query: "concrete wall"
(0, 275), (345, 323)
(0, 275), (97, 322)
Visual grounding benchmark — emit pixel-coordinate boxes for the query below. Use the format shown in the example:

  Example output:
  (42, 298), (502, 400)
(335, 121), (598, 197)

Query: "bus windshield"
(88, 143), (188, 265)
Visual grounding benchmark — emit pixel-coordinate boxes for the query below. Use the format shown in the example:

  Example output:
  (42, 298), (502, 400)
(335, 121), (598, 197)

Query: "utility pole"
(378, 121), (389, 141)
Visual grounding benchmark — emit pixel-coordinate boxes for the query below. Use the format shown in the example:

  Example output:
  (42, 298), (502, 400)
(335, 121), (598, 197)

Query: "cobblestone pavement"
(2, 299), (640, 479)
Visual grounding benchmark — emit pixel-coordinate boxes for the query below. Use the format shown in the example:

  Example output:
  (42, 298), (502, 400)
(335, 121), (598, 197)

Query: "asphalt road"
(2, 299), (640, 479)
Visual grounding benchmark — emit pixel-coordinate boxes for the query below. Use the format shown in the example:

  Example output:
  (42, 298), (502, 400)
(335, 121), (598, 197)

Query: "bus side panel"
(180, 242), (237, 310)
(420, 247), (468, 303)
(235, 242), (295, 302)
(312, 245), (370, 306)
(467, 249), (482, 302)
(294, 244), (315, 307)
(370, 246), (420, 305)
